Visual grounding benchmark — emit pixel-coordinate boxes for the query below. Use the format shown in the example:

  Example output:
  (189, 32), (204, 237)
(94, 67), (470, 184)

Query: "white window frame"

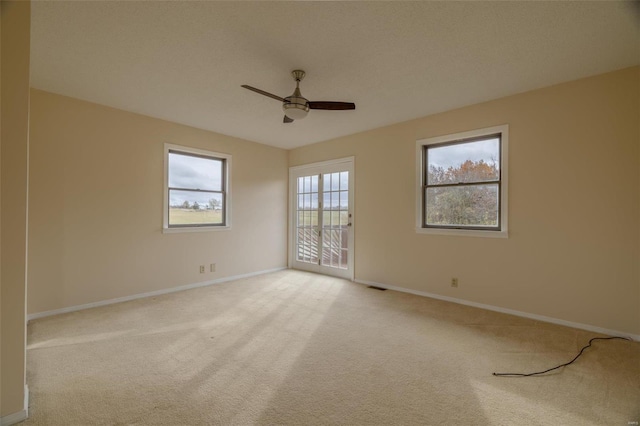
(415, 125), (508, 238)
(163, 143), (232, 233)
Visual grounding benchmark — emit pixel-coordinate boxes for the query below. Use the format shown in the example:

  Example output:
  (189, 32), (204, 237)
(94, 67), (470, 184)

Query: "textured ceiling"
(31, 1), (639, 150)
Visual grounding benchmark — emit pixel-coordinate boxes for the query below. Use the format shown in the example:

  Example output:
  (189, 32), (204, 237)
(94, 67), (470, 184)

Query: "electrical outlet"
(199, 265), (205, 274)
(451, 278), (458, 288)
(210, 263), (216, 272)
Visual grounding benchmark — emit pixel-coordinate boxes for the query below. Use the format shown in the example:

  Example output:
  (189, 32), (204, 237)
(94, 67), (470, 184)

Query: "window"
(163, 144), (231, 231)
(416, 125), (508, 238)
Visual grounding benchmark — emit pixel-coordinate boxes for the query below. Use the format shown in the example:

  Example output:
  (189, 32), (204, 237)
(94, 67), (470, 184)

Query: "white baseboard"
(0, 410), (27, 426)
(0, 385), (29, 426)
(27, 267), (287, 321)
(27, 269), (640, 340)
(354, 278), (640, 341)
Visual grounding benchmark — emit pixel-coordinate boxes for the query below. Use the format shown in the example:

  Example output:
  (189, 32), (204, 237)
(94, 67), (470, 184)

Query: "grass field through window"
(297, 210), (349, 227)
(169, 208), (223, 225)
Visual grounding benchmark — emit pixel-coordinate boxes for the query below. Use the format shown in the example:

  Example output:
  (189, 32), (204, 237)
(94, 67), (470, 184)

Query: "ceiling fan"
(241, 70), (356, 123)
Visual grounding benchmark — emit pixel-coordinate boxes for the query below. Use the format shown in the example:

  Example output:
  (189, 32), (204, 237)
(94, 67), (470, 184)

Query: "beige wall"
(27, 90), (288, 314)
(290, 67), (640, 336)
(1, 0), (30, 419)
(24, 67), (640, 337)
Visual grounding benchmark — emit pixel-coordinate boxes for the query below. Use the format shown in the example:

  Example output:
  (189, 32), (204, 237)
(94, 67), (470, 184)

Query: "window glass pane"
(427, 138), (499, 185)
(169, 190), (223, 225)
(426, 184), (498, 227)
(311, 193), (318, 209)
(311, 175), (318, 192)
(168, 152), (222, 191)
(298, 177), (304, 193)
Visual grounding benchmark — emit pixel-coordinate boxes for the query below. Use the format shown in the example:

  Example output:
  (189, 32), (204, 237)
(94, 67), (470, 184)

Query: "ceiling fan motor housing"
(283, 84), (309, 120)
(283, 97), (309, 120)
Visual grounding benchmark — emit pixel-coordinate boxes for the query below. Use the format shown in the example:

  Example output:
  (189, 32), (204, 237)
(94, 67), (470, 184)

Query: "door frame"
(288, 156), (355, 281)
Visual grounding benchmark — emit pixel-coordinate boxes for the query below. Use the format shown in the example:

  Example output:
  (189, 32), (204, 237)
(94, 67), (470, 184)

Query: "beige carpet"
(25, 270), (639, 425)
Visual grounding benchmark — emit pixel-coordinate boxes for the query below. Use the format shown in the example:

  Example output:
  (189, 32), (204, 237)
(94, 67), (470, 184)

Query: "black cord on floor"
(493, 336), (633, 377)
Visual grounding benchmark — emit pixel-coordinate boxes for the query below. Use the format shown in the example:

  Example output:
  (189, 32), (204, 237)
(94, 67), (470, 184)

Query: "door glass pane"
(331, 211), (341, 225)
(331, 246), (340, 267)
(320, 171), (349, 270)
(331, 172), (340, 190)
(321, 230), (331, 265)
(297, 228), (305, 260)
(339, 211), (349, 226)
(340, 249), (348, 267)
(331, 192), (340, 209)
(341, 230), (348, 247)
(340, 172), (348, 190)
(339, 191), (348, 209)
(296, 174), (320, 264)
(307, 211), (318, 226)
(297, 228), (319, 263)
(296, 170), (350, 272)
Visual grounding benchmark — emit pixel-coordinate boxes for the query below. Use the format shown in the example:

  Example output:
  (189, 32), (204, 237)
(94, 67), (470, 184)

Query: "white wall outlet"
(210, 263), (216, 272)
(199, 265), (205, 274)
(451, 278), (459, 288)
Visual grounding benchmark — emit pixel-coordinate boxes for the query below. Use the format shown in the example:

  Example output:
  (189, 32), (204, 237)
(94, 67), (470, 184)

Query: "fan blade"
(283, 115), (294, 123)
(241, 85), (285, 102)
(308, 101), (356, 110)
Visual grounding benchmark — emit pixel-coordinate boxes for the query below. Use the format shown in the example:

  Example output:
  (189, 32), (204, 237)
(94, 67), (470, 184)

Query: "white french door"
(289, 157), (354, 280)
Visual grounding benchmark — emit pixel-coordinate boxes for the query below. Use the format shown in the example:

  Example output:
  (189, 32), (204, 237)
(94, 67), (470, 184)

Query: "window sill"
(163, 225), (231, 234)
(415, 227), (508, 239)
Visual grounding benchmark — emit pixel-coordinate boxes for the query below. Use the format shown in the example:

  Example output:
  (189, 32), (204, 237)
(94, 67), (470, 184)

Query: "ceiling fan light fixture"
(283, 96), (309, 120)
